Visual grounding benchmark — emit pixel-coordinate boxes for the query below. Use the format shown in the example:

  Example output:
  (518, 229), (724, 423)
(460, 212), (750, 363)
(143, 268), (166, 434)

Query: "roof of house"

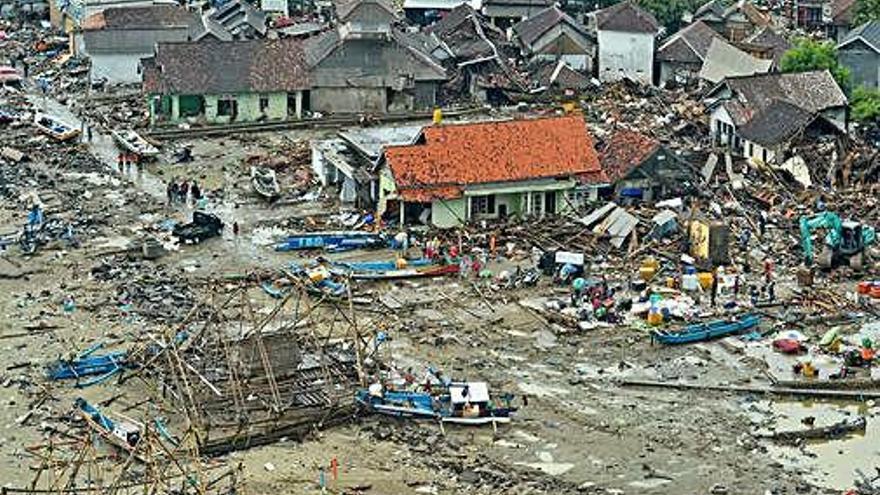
(723, 0), (770, 27)
(196, 0), (267, 41)
(694, 0), (725, 21)
(736, 99), (817, 147)
(698, 37), (772, 83)
(530, 60), (592, 91)
(482, 0), (553, 8)
(595, 0), (659, 34)
(713, 70), (847, 126)
(512, 6), (591, 47)
(426, 4), (503, 60)
(81, 5), (201, 31)
(143, 37), (309, 94)
(839, 20), (880, 52)
(384, 115), (604, 201)
(743, 26), (791, 67)
(336, 0), (398, 21)
(656, 20), (723, 63)
(598, 128), (660, 182)
(832, 0), (856, 25)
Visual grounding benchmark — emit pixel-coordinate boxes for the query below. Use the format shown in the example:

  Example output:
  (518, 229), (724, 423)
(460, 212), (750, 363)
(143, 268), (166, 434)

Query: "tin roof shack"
(703, 70), (848, 157)
(598, 128), (695, 202)
(838, 21), (880, 90)
(378, 115), (606, 228)
(417, 4), (526, 105)
(656, 20), (724, 87)
(736, 99), (846, 170)
(593, 0), (659, 86)
(81, 5), (203, 84)
(512, 6), (596, 73)
(142, 37), (310, 125)
(306, 0), (447, 113)
(311, 125), (423, 207)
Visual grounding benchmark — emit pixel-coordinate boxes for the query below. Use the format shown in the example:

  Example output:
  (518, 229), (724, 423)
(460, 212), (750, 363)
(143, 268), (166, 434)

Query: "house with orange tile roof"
(378, 114), (607, 227)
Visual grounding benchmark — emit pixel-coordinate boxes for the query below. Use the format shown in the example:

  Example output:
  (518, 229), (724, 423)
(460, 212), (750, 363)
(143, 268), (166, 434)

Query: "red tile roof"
(385, 115), (604, 202)
(598, 129), (660, 182)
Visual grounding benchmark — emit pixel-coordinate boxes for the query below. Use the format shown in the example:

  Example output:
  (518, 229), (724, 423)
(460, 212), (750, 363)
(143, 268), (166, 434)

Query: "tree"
(853, 0), (880, 26)
(851, 86), (880, 122)
(780, 38), (852, 92)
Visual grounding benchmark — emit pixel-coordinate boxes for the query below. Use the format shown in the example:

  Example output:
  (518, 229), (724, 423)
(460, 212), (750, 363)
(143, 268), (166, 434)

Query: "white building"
(594, 0), (659, 85)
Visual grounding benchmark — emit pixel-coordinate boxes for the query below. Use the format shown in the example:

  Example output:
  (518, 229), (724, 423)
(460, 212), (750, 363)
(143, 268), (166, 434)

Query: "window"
(217, 98), (237, 117)
(260, 95), (270, 112)
(529, 192), (544, 216)
(565, 189), (588, 209)
(470, 195), (495, 216)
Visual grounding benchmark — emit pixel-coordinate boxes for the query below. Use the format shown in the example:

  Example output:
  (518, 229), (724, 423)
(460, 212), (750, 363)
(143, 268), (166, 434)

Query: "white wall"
(90, 53), (147, 83)
(744, 140), (776, 164)
(597, 29), (654, 85)
(709, 105), (735, 144)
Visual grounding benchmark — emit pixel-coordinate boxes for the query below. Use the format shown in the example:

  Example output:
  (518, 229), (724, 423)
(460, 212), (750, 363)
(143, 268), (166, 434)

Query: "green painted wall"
(154, 92), (290, 124)
(431, 198), (467, 228)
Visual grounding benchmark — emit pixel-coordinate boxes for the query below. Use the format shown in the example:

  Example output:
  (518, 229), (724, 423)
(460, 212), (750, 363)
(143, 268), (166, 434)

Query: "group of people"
(166, 178), (203, 207)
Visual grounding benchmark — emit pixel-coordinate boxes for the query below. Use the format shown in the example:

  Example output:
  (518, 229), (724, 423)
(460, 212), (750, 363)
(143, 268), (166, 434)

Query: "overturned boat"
(112, 129), (159, 158)
(275, 231), (385, 252)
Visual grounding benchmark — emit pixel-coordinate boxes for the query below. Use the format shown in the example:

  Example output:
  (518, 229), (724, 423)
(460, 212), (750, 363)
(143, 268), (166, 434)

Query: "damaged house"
(693, 0), (770, 42)
(481, 0), (552, 29)
(656, 20), (724, 87)
(511, 6), (596, 72)
(598, 128), (694, 201)
(143, 0), (447, 124)
(704, 70), (848, 157)
(311, 125), (423, 207)
(379, 115), (606, 228)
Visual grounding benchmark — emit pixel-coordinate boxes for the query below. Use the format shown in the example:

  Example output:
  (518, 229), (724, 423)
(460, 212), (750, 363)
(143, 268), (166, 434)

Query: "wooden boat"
(75, 398), (146, 460)
(34, 113), (80, 141)
(334, 258), (433, 272)
(275, 231), (385, 252)
(351, 264), (458, 280)
(356, 389), (438, 419)
(652, 314), (760, 345)
(111, 129), (159, 158)
(251, 166), (281, 199)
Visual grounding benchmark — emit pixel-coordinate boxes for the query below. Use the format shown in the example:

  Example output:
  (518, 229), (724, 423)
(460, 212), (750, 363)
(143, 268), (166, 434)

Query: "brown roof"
(143, 37), (310, 94)
(385, 115), (604, 201)
(82, 5), (201, 31)
(657, 20), (723, 63)
(513, 6), (591, 47)
(832, 0), (856, 25)
(595, 1), (659, 34)
(598, 129), (660, 182)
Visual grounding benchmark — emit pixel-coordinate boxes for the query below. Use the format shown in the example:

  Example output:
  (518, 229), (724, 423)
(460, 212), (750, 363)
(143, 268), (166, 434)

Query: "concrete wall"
(431, 198), (466, 228)
(839, 39), (880, 89)
(312, 87), (386, 114)
(744, 140), (776, 164)
(157, 92), (291, 123)
(597, 29), (654, 85)
(89, 53), (146, 83)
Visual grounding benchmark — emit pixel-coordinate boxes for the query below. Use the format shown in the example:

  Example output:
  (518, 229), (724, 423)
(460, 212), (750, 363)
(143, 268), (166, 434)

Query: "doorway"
(544, 191), (557, 215)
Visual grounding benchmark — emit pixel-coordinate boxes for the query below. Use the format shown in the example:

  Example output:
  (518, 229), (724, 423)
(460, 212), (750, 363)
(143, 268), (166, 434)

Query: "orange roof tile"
(385, 115), (602, 201)
(598, 129), (660, 182)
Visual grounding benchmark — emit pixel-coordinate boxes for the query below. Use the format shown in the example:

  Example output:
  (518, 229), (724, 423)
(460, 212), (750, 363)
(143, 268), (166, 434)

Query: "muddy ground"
(1, 88), (878, 495)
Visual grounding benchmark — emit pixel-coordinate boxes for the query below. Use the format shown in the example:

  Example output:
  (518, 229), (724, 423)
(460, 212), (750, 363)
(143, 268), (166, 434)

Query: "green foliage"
(780, 38), (852, 91)
(854, 0), (880, 26)
(851, 86), (880, 122)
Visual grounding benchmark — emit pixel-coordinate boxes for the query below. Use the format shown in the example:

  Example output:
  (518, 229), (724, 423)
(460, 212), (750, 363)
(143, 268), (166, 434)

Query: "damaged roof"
(530, 60), (592, 92)
(143, 37), (309, 94)
(336, 0), (398, 21)
(384, 115), (604, 201)
(698, 37), (771, 83)
(595, 1), (659, 34)
(736, 99), (816, 147)
(426, 4), (504, 60)
(598, 128), (661, 182)
(657, 20), (723, 63)
(82, 5), (201, 31)
(743, 26), (791, 67)
(715, 70), (847, 126)
(512, 6), (592, 47)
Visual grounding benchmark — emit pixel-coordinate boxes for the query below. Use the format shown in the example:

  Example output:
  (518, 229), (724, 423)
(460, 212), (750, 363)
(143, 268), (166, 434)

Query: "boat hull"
(652, 314), (760, 345)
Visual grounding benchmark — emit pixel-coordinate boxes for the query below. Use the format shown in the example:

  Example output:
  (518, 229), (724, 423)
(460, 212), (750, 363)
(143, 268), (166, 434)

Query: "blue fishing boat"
(356, 389), (438, 419)
(334, 258), (433, 272)
(75, 398), (144, 457)
(275, 232), (386, 252)
(47, 342), (129, 386)
(652, 313), (761, 345)
(261, 280), (288, 299)
(287, 262), (347, 297)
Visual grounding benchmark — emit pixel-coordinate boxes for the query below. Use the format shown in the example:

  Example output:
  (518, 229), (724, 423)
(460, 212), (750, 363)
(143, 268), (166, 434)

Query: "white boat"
(34, 113), (80, 141)
(112, 129), (159, 158)
(251, 166), (281, 199)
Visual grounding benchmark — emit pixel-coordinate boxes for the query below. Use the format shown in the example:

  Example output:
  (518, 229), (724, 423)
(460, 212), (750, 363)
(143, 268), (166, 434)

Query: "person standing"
(87, 125), (93, 142)
(180, 180), (190, 204)
(190, 181), (201, 201)
(166, 181), (174, 206)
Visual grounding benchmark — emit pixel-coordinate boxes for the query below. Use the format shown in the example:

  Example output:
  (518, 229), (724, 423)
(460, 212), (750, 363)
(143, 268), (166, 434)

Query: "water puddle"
(753, 399), (880, 490)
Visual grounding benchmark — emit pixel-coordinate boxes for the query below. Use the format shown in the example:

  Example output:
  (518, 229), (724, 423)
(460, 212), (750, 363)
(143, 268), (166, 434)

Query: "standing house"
(481, 0), (552, 29)
(402, 0), (468, 26)
(597, 128), (694, 200)
(594, 0), (659, 85)
(704, 70), (848, 156)
(306, 0), (447, 113)
(511, 6), (596, 72)
(141, 37), (310, 124)
(838, 21), (880, 89)
(693, 0), (769, 41)
(379, 115), (607, 228)
(656, 20), (724, 87)
(81, 5), (203, 84)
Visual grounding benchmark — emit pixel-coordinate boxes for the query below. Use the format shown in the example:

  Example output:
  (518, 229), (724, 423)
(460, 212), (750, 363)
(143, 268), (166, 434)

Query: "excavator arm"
(799, 212), (842, 264)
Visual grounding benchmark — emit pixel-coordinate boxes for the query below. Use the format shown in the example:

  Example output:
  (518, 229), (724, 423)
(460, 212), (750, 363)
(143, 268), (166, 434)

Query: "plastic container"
(639, 266), (656, 281)
(682, 273), (700, 291)
(857, 281), (872, 294)
(697, 272), (714, 290)
(666, 277), (676, 289)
